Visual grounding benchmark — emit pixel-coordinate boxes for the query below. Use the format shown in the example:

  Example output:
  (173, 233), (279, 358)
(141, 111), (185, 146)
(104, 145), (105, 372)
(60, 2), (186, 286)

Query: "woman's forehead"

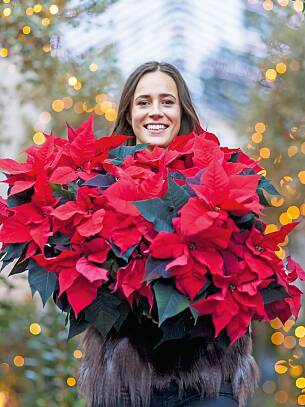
(134, 71), (178, 98)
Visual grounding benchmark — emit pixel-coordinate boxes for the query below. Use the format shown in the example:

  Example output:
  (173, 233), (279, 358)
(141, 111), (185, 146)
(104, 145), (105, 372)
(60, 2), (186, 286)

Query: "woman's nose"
(149, 102), (163, 118)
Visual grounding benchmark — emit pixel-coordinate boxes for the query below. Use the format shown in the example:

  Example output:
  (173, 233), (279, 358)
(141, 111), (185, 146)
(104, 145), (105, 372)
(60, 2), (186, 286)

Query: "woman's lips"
(144, 127), (168, 136)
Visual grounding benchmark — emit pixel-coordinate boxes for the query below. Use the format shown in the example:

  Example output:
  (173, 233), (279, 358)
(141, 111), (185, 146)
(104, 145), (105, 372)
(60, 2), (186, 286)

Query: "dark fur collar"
(78, 326), (259, 407)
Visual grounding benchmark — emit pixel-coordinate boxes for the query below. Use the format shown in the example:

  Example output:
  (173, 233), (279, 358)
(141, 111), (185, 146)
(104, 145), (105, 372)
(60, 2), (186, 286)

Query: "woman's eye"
(162, 99), (174, 105)
(137, 100), (149, 106)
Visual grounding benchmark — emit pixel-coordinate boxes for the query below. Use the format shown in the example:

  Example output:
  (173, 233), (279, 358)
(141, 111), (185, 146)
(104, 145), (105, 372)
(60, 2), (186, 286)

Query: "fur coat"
(78, 316), (259, 407)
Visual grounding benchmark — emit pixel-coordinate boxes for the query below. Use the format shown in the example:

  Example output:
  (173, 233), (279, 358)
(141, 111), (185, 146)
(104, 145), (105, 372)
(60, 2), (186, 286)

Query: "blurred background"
(0, 0), (305, 406)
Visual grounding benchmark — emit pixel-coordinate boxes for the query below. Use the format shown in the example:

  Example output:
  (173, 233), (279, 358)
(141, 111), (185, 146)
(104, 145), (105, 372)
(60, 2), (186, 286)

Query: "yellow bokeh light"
(33, 132), (46, 145)
(263, 0), (274, 11)
(283, 335), (297, 349)
(66, 377), (77, 387)
(264, 224), (278, 234)
(29, 323), (42, 335)
(288, 145), (298, 157)
(289, 364), (303, 378)
(298, 394), (305, 406)
(89, 63), (98, 72)
(283, 319), (295, 332)
(298, 171), (305, 184)
(270, 318), (283, 329)
(271, 332), (284, 346)
(73, 350), (83, 359)
(287, 205), (300, 219)
(42, 18), (51, 26)
(94, 104), (104, 116)
(33, 4), (42, 13)
(23, 26), (31, 35)
(301, 203), (305, 216)
(74, 102), (84, 114)
(252, 133), (263, 143)
(260, 147), (271, 159)
(294, 0), (304, 12)
(0, 48), (8, 58)
(74, 81), (82, 90)
(274, 390), (288, 404)
(296, 377), (305, 389)
(63, 96), (73, 109)
(278, 0), (289, 6)
(296, 326), (305, 339)
(274, 360), (288, 374)
(100, 100), (113, 113)
(52, 99), (64, 112)
(26, 7), (34, 15)
(3, 7), (11, 16)
(271, 196), (284, 207)
(279, 212), (292, 225)
(3, 0), (11, 3)
(68, 76), (77, 86)
(301, 142), (305, 154)
(265, 68), (277, 81)
(42, 44), (51, 53)
(255, 122), (266, 133)
(13, 356), (25, 367)
(105, 108), (118, 122)
(276, 62), (287, 74)
(49, 4), (59, 14)
(300, 337), (305, 347)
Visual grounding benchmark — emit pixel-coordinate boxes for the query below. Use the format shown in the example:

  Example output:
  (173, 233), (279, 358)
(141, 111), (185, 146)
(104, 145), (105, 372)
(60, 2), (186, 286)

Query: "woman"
(78, 61), (259, 407)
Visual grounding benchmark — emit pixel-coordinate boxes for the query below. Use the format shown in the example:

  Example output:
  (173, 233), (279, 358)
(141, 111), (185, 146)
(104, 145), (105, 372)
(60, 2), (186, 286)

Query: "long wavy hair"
(111, 61), (201, 145)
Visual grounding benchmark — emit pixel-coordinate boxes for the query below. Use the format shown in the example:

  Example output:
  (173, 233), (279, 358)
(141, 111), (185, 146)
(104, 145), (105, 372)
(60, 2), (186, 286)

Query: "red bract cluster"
(0, 114), (304, 345)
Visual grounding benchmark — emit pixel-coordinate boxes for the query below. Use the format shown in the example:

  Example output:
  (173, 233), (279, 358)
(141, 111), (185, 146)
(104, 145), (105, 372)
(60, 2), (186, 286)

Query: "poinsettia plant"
(0, 114), (304, 346)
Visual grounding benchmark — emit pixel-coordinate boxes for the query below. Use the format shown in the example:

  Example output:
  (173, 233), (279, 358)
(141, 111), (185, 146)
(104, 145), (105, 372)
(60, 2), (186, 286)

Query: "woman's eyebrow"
(135, 93), (177, 100)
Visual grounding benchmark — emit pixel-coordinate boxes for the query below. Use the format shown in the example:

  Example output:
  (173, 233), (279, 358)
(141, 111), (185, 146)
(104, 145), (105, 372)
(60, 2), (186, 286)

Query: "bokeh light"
(33, 132), (46, 145)
(29, 323), (41, 335)
(66, 377), (76, 387)
(73, 350), (83, 359)
(3, 7), (11, 17)
(49, 5), (59, 14)
(13, 356), (25, 367)
(265, 68), (277, 81)
(22, 26), (31, 35)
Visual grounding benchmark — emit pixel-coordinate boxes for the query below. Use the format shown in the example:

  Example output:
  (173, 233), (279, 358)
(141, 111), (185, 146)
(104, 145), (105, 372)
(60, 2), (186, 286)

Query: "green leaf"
(156, 311), (193, 347)
(9, 258), (29, 276)
(259, 176), (280, 196)
(153, 280), (190, 326)
(261, 283), (291, 305)
(132, 198), (174, 232)
(108, 144), (148, 165)
(144, 256), (171, 282)
(0, 242), (28, 262)
(257, 188), (271, 207)
(68, 314), (89, 340)
(163, 176), (190, 211)
(112, 302), (130, 332)
(27, 260), (57, 306)
(85, 289), (123, 337)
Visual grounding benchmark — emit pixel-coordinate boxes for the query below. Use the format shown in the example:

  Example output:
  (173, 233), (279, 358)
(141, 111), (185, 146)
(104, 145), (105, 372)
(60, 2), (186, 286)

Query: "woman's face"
(130, 71), (181, 148)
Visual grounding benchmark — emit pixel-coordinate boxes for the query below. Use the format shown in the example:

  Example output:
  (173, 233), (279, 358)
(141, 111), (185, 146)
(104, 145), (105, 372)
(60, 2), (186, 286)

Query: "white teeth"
(146, 124), (167, 130)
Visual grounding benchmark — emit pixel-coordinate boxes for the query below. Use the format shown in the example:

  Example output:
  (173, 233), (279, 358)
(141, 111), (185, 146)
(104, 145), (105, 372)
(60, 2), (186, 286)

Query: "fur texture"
(78, 326), (259, 407)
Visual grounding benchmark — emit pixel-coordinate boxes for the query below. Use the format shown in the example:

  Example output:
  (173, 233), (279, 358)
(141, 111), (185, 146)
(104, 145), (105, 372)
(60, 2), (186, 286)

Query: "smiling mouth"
(144, 124), (169, 131)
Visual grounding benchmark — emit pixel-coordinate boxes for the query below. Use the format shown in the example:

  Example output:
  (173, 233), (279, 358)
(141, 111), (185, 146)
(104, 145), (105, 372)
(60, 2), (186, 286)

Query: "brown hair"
(111, 61), (201, 145)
